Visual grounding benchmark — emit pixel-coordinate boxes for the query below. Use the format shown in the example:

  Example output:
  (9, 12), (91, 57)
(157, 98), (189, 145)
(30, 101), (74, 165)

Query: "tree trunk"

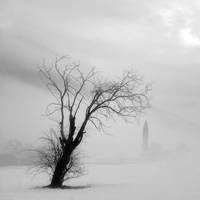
(50, 148), (72, 188)
(50, 132), (81, 188)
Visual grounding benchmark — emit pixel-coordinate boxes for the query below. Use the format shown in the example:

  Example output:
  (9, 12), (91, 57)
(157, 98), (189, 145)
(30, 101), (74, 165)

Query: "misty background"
(0, 0), (200, 165)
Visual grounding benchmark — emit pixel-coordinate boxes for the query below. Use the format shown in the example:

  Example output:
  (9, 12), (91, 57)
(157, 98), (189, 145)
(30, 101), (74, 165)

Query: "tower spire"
(143, 120), (149, 152)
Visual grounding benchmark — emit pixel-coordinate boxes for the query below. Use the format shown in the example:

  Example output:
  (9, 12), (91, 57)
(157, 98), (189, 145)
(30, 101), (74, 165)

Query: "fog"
(1, 0), (200, 199)
(0, 1), (200, 198)
(1, 0), (200, 158)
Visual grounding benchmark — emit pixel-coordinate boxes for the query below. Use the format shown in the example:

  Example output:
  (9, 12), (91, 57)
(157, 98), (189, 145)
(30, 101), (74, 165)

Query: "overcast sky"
(1, 0), (200, 156)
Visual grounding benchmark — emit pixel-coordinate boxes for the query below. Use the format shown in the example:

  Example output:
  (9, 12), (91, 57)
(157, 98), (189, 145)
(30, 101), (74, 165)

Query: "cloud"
(0, 62), (42, 88)
(1, 0), (200, 150)
(158, 3), (194, 27)
(1, 0), (200, 96)
(180, 28), (200, 46)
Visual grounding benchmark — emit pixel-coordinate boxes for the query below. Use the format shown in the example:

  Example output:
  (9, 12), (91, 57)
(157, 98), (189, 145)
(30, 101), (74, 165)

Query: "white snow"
(0, 155), (200, 200)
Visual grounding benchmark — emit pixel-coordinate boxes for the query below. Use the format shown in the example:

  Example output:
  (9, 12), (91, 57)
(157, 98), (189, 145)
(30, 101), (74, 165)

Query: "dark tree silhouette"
(34, 129), (84, 183)
(39, 56), (150, 188)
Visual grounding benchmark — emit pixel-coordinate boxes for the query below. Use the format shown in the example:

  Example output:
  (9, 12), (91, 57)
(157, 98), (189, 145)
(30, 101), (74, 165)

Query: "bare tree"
(34, 129), (84, 182)
(39, 56), (150, 188)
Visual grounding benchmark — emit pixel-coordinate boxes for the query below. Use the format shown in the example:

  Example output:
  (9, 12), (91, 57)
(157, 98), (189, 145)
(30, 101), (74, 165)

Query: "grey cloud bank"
(0, 0), (200, 155)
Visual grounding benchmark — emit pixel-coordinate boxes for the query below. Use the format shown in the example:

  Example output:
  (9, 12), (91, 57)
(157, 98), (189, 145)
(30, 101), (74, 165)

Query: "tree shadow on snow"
(33, 184), (92, 190)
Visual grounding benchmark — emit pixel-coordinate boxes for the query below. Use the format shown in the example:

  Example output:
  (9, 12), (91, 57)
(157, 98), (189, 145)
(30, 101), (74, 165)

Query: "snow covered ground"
(0, 155), (200, 200)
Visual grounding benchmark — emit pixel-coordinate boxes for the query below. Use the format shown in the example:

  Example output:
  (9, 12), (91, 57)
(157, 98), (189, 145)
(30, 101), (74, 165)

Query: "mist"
(0, 0), (200, 199)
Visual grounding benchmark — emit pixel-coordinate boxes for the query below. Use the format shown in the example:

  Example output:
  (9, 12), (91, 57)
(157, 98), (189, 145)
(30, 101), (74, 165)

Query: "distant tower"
(142, 120), (149, 152)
